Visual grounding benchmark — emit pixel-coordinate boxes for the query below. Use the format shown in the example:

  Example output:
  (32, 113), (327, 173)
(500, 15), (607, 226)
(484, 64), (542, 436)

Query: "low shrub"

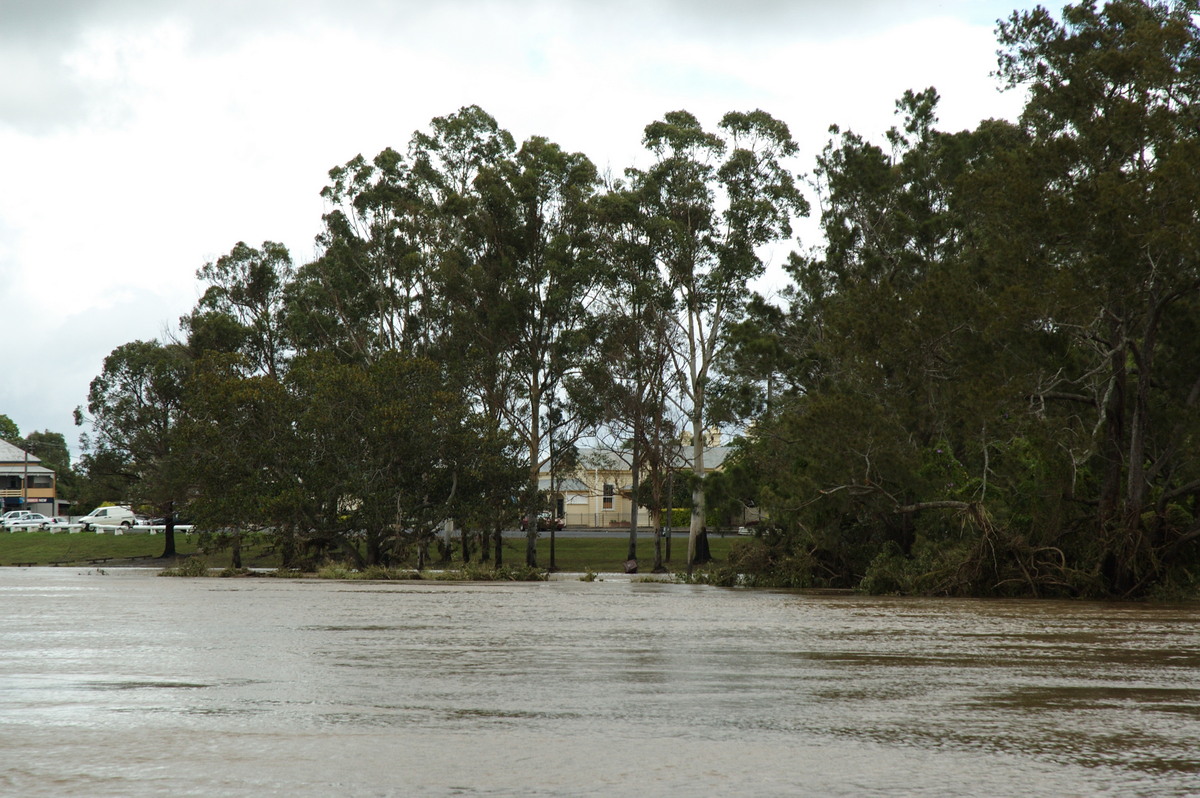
(315, 561), (355, 579)
(158, 557), (209, 577)
(437, 563), (547, 582)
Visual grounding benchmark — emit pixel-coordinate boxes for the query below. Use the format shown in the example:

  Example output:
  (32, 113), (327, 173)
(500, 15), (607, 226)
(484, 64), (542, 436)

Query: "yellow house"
(0, 440), (57, 515)
(543, 435), (732, 529)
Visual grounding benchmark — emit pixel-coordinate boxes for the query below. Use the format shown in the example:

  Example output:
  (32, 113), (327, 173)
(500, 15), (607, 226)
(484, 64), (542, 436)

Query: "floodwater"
(0, 569), (1197, 797)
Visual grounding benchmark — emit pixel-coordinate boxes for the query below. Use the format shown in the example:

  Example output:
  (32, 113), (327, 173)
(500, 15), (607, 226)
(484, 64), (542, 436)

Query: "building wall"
(558, 468), (653, 529)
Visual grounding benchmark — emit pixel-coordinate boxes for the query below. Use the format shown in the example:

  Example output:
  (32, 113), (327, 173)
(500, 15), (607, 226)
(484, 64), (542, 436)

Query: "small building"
(0, 440), (58, 516)
(541, 433), (732, 529)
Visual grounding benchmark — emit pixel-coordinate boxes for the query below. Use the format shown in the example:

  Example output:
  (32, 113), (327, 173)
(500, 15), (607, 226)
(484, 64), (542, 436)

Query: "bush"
(158, 557), (209, 577)
(688, 538), (817, 588)
(438, 563), (547, 582)
(360, 564), (421, 580)
(859, 543), (914, 595)
(316, 561), (355, 579)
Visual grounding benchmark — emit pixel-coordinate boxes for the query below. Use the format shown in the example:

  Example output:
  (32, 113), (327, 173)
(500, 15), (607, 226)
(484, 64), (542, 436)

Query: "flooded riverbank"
(1, 568), (1197, 796)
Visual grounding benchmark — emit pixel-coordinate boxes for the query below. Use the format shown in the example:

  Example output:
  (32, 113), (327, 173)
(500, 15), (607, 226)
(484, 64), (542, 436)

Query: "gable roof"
(0, 440), (55, 477)
(0, 440), (41, 465)
(576, 445), (731, 472)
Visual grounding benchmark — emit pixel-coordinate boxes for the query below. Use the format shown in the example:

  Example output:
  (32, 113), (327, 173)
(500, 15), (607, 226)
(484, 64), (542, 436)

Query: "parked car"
(138, 513), (192, 527)
(78, 505), (137, 531)
(6, 513), (55, 530)
(0, 510), (36, 526)
(520, 512), (564, 532)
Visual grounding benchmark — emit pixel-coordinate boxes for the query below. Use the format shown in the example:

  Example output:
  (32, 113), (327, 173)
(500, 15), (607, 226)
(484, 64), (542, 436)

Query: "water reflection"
(0, 568), (1197, 797)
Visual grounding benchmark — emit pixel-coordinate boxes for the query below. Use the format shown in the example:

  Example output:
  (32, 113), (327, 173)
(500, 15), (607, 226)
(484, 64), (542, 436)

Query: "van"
(78, 505), (137, 531)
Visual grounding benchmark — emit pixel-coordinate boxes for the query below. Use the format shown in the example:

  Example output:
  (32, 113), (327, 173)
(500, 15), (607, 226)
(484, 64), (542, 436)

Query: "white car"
(1, 510), (36, 525)
(5, 512), (55, 530)
(78, 505), (137, 531)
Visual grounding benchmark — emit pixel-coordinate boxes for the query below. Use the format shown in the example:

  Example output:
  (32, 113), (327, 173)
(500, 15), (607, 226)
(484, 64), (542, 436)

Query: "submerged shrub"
(359, 564), (421, 580)
(316, 562), (355, 579)
(439, 563), (547, 582)
(158, 557), (209, 577)
(692, 538), (818, 588)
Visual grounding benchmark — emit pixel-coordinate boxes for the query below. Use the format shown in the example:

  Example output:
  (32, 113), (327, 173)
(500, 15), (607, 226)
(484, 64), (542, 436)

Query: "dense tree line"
(728, 0), (1200, 598)
(76, 0), (1200, 596)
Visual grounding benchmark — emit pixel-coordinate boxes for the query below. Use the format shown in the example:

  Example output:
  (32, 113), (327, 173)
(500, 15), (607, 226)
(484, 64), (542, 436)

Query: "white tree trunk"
(687, 415), (705, 568)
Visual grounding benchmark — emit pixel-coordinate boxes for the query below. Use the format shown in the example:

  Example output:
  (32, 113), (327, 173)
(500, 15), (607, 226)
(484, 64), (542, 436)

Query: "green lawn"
(0, 530), (740, 572)
(0, 530), (215, 566)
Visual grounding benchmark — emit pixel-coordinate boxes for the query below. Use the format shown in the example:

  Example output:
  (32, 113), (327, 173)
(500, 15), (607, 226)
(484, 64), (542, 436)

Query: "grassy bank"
(0, 530), (737, 573)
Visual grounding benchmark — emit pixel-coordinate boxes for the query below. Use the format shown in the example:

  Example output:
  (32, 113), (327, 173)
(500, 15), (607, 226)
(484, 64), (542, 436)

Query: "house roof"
(0, 440), (44, 467)
(577, 445), (731, 472)
(539, 476), (589, 493)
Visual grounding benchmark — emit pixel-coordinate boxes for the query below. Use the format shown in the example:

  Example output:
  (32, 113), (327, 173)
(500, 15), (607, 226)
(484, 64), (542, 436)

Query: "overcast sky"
(1, 0), (1041, 453)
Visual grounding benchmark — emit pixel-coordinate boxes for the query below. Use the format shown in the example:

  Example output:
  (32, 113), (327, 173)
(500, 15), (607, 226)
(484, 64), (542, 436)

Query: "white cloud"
(0, 0), (1041, 450)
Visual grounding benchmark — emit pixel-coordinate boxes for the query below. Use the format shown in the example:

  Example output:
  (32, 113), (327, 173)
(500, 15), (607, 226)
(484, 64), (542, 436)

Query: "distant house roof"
(576, 445), (731, 472)
(0, 441), (54, 477)
(0, 440), (41, 465)
(539, 476), (589, 493)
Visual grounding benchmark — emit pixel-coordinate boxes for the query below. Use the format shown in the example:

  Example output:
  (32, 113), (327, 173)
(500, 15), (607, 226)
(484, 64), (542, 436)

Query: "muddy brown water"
(1, 568), (1197, 796)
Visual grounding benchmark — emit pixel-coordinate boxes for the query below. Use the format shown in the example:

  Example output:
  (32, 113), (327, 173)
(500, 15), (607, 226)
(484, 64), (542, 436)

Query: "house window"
(28, 476), (52, 489)
(603, 483), (614, 510)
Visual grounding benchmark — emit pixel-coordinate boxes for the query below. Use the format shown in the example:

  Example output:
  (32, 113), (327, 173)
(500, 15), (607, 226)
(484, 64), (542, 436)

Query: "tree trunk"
(627, 436), (640, 563)
(1098, 325), (1127, 537)
(694, 527), (711, 564)
(440, 519), (455, 564)
(665, 468), (673, 563)
(687, 417), (706, 572)
(526, 373), (540, 569)
(160, 500), (177, 559)
(651, 506), (665, 572)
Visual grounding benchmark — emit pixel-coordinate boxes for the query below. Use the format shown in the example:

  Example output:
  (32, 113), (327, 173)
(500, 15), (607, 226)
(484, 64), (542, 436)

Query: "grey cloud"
(1, 0), (993, 49)
(0, 0), (1011, 132)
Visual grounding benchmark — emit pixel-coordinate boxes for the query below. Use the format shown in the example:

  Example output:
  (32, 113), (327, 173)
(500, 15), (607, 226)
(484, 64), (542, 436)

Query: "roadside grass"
(0, 531), (175, 565)
(0, 531), (258, 567)
(0, 530), (739, 573)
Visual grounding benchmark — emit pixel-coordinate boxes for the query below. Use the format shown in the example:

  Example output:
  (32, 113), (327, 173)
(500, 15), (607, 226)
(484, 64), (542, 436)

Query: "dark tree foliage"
(739, 0), (1200, 598)
(80, 340), (191, 557)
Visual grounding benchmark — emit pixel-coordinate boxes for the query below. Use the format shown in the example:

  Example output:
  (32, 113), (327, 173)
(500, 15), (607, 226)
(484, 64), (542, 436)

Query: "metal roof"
(538, 476), (589, 492)
(0, 440), (42, 465)
(576, 445), (731, 472)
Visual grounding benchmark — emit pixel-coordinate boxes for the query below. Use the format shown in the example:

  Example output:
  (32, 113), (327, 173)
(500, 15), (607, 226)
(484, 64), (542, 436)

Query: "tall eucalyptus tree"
(589, 179), (680, 566)
(410, 106), (521, 564)
(295, 148), (433, 360)
(474, 136), (602, 567)
(186, 241), (295, 378)
(79, 340), (192, 558)
(639, 109), (808, 570)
